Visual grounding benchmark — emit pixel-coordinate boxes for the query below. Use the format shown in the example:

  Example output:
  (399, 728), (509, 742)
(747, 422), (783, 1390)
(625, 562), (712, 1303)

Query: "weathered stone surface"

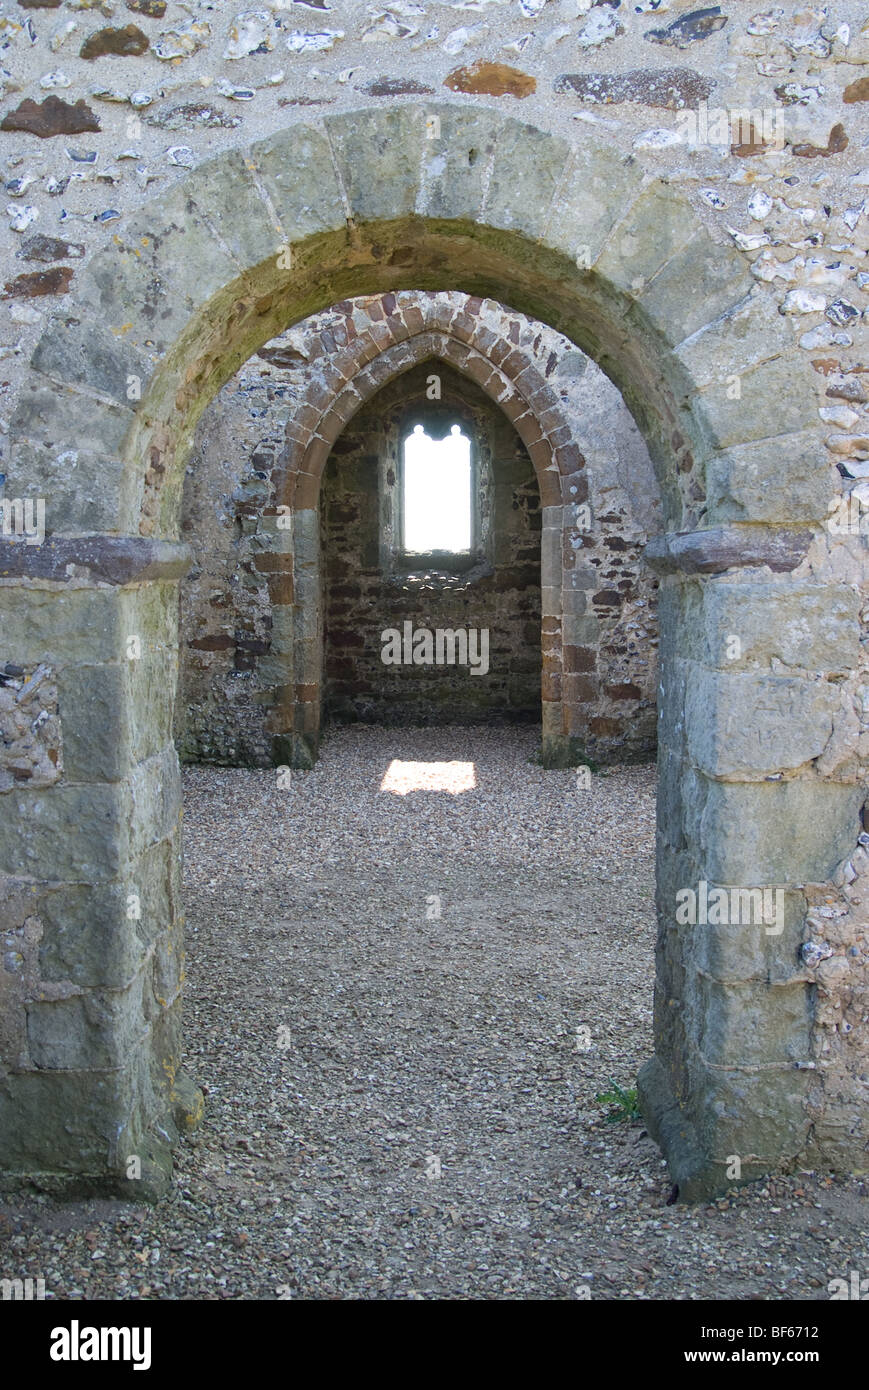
(416, 105), (505, 222)
(145, 102), (241, 131)
(151, 20), (210, 61)
(16, 233), (85, 263)
(695, 356), (819, 449)
(554, 68), (715, 110)
(0, 536), (191, 585)
(358, 77), (434, 97)
(595, 182), (700, 294)
(674, 289), (794, 389)
(0, 1065), (145, 1177)
(0, 583), (178, 667)
(645, 526), (812, 576)
(444, 61), (535, 99)
(0, 750), (179, 880)
(10, 383), (133, 467)
(1, 96), (100, 138)
(27, 976), (147, 1070)
(633, 231), (748, 343)
(80, 25), (149, 59)
(182, 149), (286, 273)
(544, 139), (644, 270)
(324, 106), (424, 222)
(31, 315), (150, 405)
(687, 580), (860, 675)
(249, 123), (346, 241)
(685, 666), (839, 777)
(705, 432), (831, 525)
(685, 777), (864, 884)
(688, 890), (807, 985)
(689, 1061), (815, 1172)
(690, 977), (812, 1068)
(485, 118), (570, 240)
(2, 267), (73, 300)
(31, 846), (177, 988)
(731, 121), (781, 157)
(126, 0), (166, 15)
(73, 184), (243, 356)
(645, 6), (727, 48)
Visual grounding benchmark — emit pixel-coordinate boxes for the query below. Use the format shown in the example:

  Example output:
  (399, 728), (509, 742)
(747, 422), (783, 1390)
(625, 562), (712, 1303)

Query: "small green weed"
(595, 1080), (641, 1124)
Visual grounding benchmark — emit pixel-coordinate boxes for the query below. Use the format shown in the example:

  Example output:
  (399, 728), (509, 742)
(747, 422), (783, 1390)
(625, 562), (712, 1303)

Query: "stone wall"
(321, 357), (545, 727)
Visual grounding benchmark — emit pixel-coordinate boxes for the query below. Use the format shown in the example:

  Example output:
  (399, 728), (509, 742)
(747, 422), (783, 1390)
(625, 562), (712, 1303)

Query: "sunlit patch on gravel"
(379, 758), (477, 795)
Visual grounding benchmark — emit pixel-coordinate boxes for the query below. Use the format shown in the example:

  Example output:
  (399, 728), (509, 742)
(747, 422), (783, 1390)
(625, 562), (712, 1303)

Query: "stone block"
(595, 182), (696, 295)
(684, 665), (839, 777)
(687, 975), (812, 1067)
(694, 356), (819, 449)
(0, 1059), (149, 1178)
(10, 382), (133, 457)
(248, 127), (346, 244)
(26, 972), (147, 1070)
(688, 579), (860, 674)
(37, 836), (180, 987)
(634, 231), (750, 346)
(418, 104), (506, 222)
(484, 118), (571, 241)
(0, 588), (130, 668)
(74, 182), (242, 355)
(59, 653), (177, 781)
(325, 107), (425, 223)
(675, 287), (794, 388)
(31, 315), (152, 409)
(688, 1056), (814, 1169)
(2, 440), (123, 534)
(686, 888), (807, 984)
(706, 430), (831, 524)
(545, 140), (644, 270)
(684, 775), (864, 884)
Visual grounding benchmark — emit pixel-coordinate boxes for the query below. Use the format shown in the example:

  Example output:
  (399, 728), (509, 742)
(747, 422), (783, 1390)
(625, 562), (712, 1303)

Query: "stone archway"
(1, 103), (863, 1200)
(276, 316), (590, 769)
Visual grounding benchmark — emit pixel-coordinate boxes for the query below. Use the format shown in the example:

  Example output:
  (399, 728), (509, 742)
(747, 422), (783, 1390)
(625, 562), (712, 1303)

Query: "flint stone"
(2, 267), (73, 299)
(1, 96), (100, 138)
(554, 68), (715, 110)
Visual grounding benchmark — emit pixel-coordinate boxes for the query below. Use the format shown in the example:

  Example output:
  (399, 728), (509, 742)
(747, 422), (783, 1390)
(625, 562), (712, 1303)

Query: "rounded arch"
(7, 102), (818, 554)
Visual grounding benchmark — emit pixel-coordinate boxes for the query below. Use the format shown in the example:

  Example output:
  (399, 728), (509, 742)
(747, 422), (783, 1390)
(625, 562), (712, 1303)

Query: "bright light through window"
(403, 423), (471, 553)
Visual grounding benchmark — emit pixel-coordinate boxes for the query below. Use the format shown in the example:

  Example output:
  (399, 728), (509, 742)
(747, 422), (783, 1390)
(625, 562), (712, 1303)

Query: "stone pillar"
(289, 507), (322, 768)
(0, 544), (202, 1199)
(638, 527), (865, 1198)
(539, 503), (566, 766)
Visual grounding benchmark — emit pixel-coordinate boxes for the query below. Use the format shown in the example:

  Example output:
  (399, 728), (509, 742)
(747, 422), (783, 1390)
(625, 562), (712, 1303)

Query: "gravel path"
(2, 725), (867, 1300)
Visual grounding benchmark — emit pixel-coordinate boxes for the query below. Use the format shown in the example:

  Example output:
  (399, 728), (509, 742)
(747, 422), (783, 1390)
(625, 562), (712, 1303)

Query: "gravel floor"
(2, 724), (867, 1300)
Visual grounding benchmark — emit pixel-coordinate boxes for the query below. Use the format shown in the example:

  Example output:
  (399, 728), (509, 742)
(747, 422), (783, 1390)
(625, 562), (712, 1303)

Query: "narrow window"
(402, 423), (472, 554)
